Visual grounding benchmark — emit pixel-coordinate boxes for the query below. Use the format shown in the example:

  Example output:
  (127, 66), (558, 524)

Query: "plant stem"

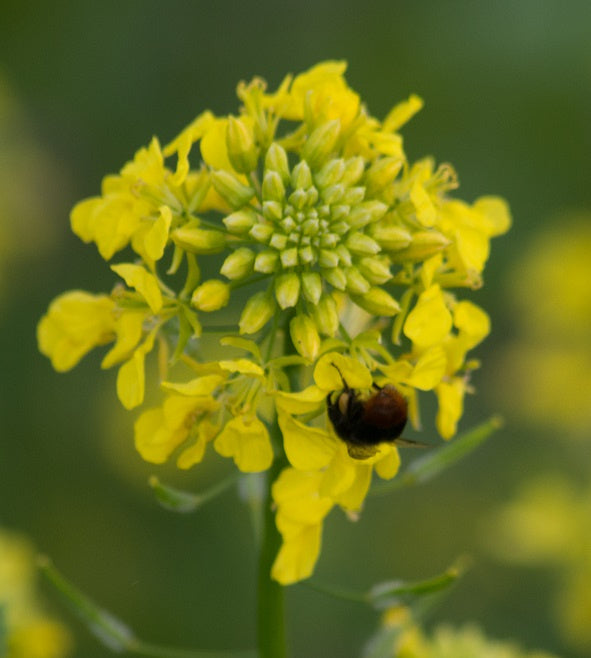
(257, 457), (287, 658)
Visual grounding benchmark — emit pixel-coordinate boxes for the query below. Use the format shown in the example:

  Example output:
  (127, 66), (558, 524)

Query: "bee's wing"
(392, 437), (429, 449)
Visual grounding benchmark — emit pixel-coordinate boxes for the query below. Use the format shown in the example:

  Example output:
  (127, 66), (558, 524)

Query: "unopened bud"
(370, 224), (412, 251)
(357, 256), (392, 285)
(352, 288), (400, 316)
(302, 120), (341, 169)
(223, 208), (258, 234)
(262, 170), (286, 203)
(345, 267), (370, 295)
(301, 271), (322, 304)
(345, 233), (381, 255)
(211, 170), (255, 208)
(289, 314), (320, 361)
(391, 230), (450, 262)
(313, 295), (339, 336)
(265, 143), (290, 184)
(220, 248), (255, 280)
(291, 161), (313, 190)
(275, 272), (301, 309)
(365, 157), (403, 194)
(254, 249), (280, 273)
(239, 291), (275, 334)
(171, 227), (226, 254)
(191, 280), (230, 311)
(226, 116), (259, 173)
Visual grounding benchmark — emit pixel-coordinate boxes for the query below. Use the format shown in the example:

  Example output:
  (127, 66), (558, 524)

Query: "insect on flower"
(327, 364), (424, 458)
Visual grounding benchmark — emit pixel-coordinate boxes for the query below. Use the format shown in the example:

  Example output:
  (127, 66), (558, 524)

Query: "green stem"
(257, 458), (287, 658)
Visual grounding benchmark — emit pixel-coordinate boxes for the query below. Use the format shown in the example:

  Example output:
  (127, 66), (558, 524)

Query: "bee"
(327, 364), (424, 459)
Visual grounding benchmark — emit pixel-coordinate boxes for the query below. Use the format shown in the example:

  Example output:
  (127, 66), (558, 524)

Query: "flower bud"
(265, 143), (290, 184)
(345, 233), (381, 255)
(365, 157), (403, 194)
(239, 291), (276, 334)
(191, 280), (230, 311)
(341, 156), (365, 185)
(211, 170), (255, 208)
(302, 120), (341, 169)
(291, 161), (312, 190)
(254, 249), (280, 273)
(275, 272), (301, 309)
(280, 247), (299, 268)
(370, 225), (412, 251)
(319, 249), (339, 268)
(313, 295), (339, 336)
(315, 158), (345, 188)
(171, 227), (226, 254)
(352, 287), (400, 316)
(357, 256), (392, 284)
(322, 266), (347, 290)
(301, 271), (322, 304)
(226, 116), (259, 173)
(289, 314), (320, 361)
(222, 208), (258, 234)
(249, 223), (274, 243)
(391, 230), (450, 261)
(221, 248), (255, 279)
(344, 267), (370, 295)
(262, 170), (286, 203)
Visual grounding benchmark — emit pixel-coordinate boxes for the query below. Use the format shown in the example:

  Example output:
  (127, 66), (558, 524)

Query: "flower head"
(38, 61), (509, 584)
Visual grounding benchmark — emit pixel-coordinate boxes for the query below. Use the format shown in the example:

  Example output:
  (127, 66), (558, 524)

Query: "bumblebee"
(327, 365), (421, 459)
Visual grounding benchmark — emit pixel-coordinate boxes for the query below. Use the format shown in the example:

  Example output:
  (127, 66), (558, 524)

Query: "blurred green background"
(1, 1), (590, 656)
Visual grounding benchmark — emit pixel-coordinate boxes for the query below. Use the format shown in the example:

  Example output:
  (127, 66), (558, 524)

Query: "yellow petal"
(177, 420), (220, 469)
(117, 349), (146, 410)
(383, 94), (424, 132)
(111, 263), (163, 313)
(37, 291), (115, 372)
(407, 346), (447, 390)
(218, 359), (264, 377)
(404, 285), (452, 347)
(144, 205), (172, 261)
(273, 468), (333, 526)
(334, 463), (372, 511)
(271, 524), (323, 585)
(435, 378), (465, 439)
(134, 406), (186, 464)
(314, 353), (373, 391)
(278, 410), (337, 470)
(453, 300), (490, 347)
(274, 386), (326, 415)
(160, 374), (224, 396)
(374, 447), (401, 480)
(101, 310), (145, 369)
(214, 416), (273, 472)
(410, 180), (437, 227)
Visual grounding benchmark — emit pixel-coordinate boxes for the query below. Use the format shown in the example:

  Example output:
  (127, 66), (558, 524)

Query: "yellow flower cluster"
(0, 530), (71, 658)
(38, 61), (509, 584)
(382, 607), (559, 658)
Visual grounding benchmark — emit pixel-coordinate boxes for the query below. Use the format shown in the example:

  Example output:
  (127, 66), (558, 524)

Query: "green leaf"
(370, 415), (503, 497)
(149, 475), (237, 513)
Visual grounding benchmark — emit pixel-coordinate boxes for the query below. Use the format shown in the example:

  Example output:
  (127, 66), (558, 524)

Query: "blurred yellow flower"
(0, 529), (71, 658)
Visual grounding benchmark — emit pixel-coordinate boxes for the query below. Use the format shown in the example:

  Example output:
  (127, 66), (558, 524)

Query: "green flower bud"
(313, 295), (339, 336)
(289, 314), (320, 361)
(322, 266), (347, 290)
(191, 280), (230, 311)
(265, 143), (290, 184)
(280, 247), (299, 268)
(391, 230), (450, 261)
(321, 184), (345, 204)
(211, 170), (255, 208)
(221, 248), (255, 279)
(343, 186), (365, 205)
(330, 204), (350, 221)
(298, 245), (315, 264)
(262, 170), (286, 203)
(319, 249), (340, 268)
(341, 156), (365, 185)
(352, 287), (400, 316)
(315, 158), (345, 188)
(288, 189), (308, 210)
(357, 256), (392, 284)
(269, 232), (288, 250)
(239, 291), (276, 334)
(254, 249), (280, 273)
(370, 225), (412, 251)
(275, 272), (301, 309)
(249, 223), (274, 243)
(335, 245), (352, 266)
(171, 227), (226, 254)
(226, 116), (259, 173)
(364, 157), (403, 194)
(345, 233), (381, 255)
(345, 267), (370, 294)
(222, 208), (258, 234)
(302, 120), (341, 169)
(291, 161), (313, 189)
(262, 201), (283, 222)
(301, 271), (322, 304)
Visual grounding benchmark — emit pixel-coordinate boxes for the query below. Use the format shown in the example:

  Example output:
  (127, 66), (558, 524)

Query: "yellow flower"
(0, 529), (72, 658)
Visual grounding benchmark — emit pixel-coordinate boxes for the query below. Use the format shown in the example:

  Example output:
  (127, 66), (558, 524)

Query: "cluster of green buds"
(38, 61), (510, 584)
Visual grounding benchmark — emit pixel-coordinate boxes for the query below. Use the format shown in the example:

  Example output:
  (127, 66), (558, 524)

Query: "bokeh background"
(1, 1), (590, 656)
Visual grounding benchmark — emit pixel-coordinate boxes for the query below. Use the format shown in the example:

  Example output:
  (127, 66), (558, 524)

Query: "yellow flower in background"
(0, 529), (71, 658)
(494, 215), (591, 435)
(488, 477), (591, 651)
(379, 606), (560, 658)
(38, 61), (509, 584)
